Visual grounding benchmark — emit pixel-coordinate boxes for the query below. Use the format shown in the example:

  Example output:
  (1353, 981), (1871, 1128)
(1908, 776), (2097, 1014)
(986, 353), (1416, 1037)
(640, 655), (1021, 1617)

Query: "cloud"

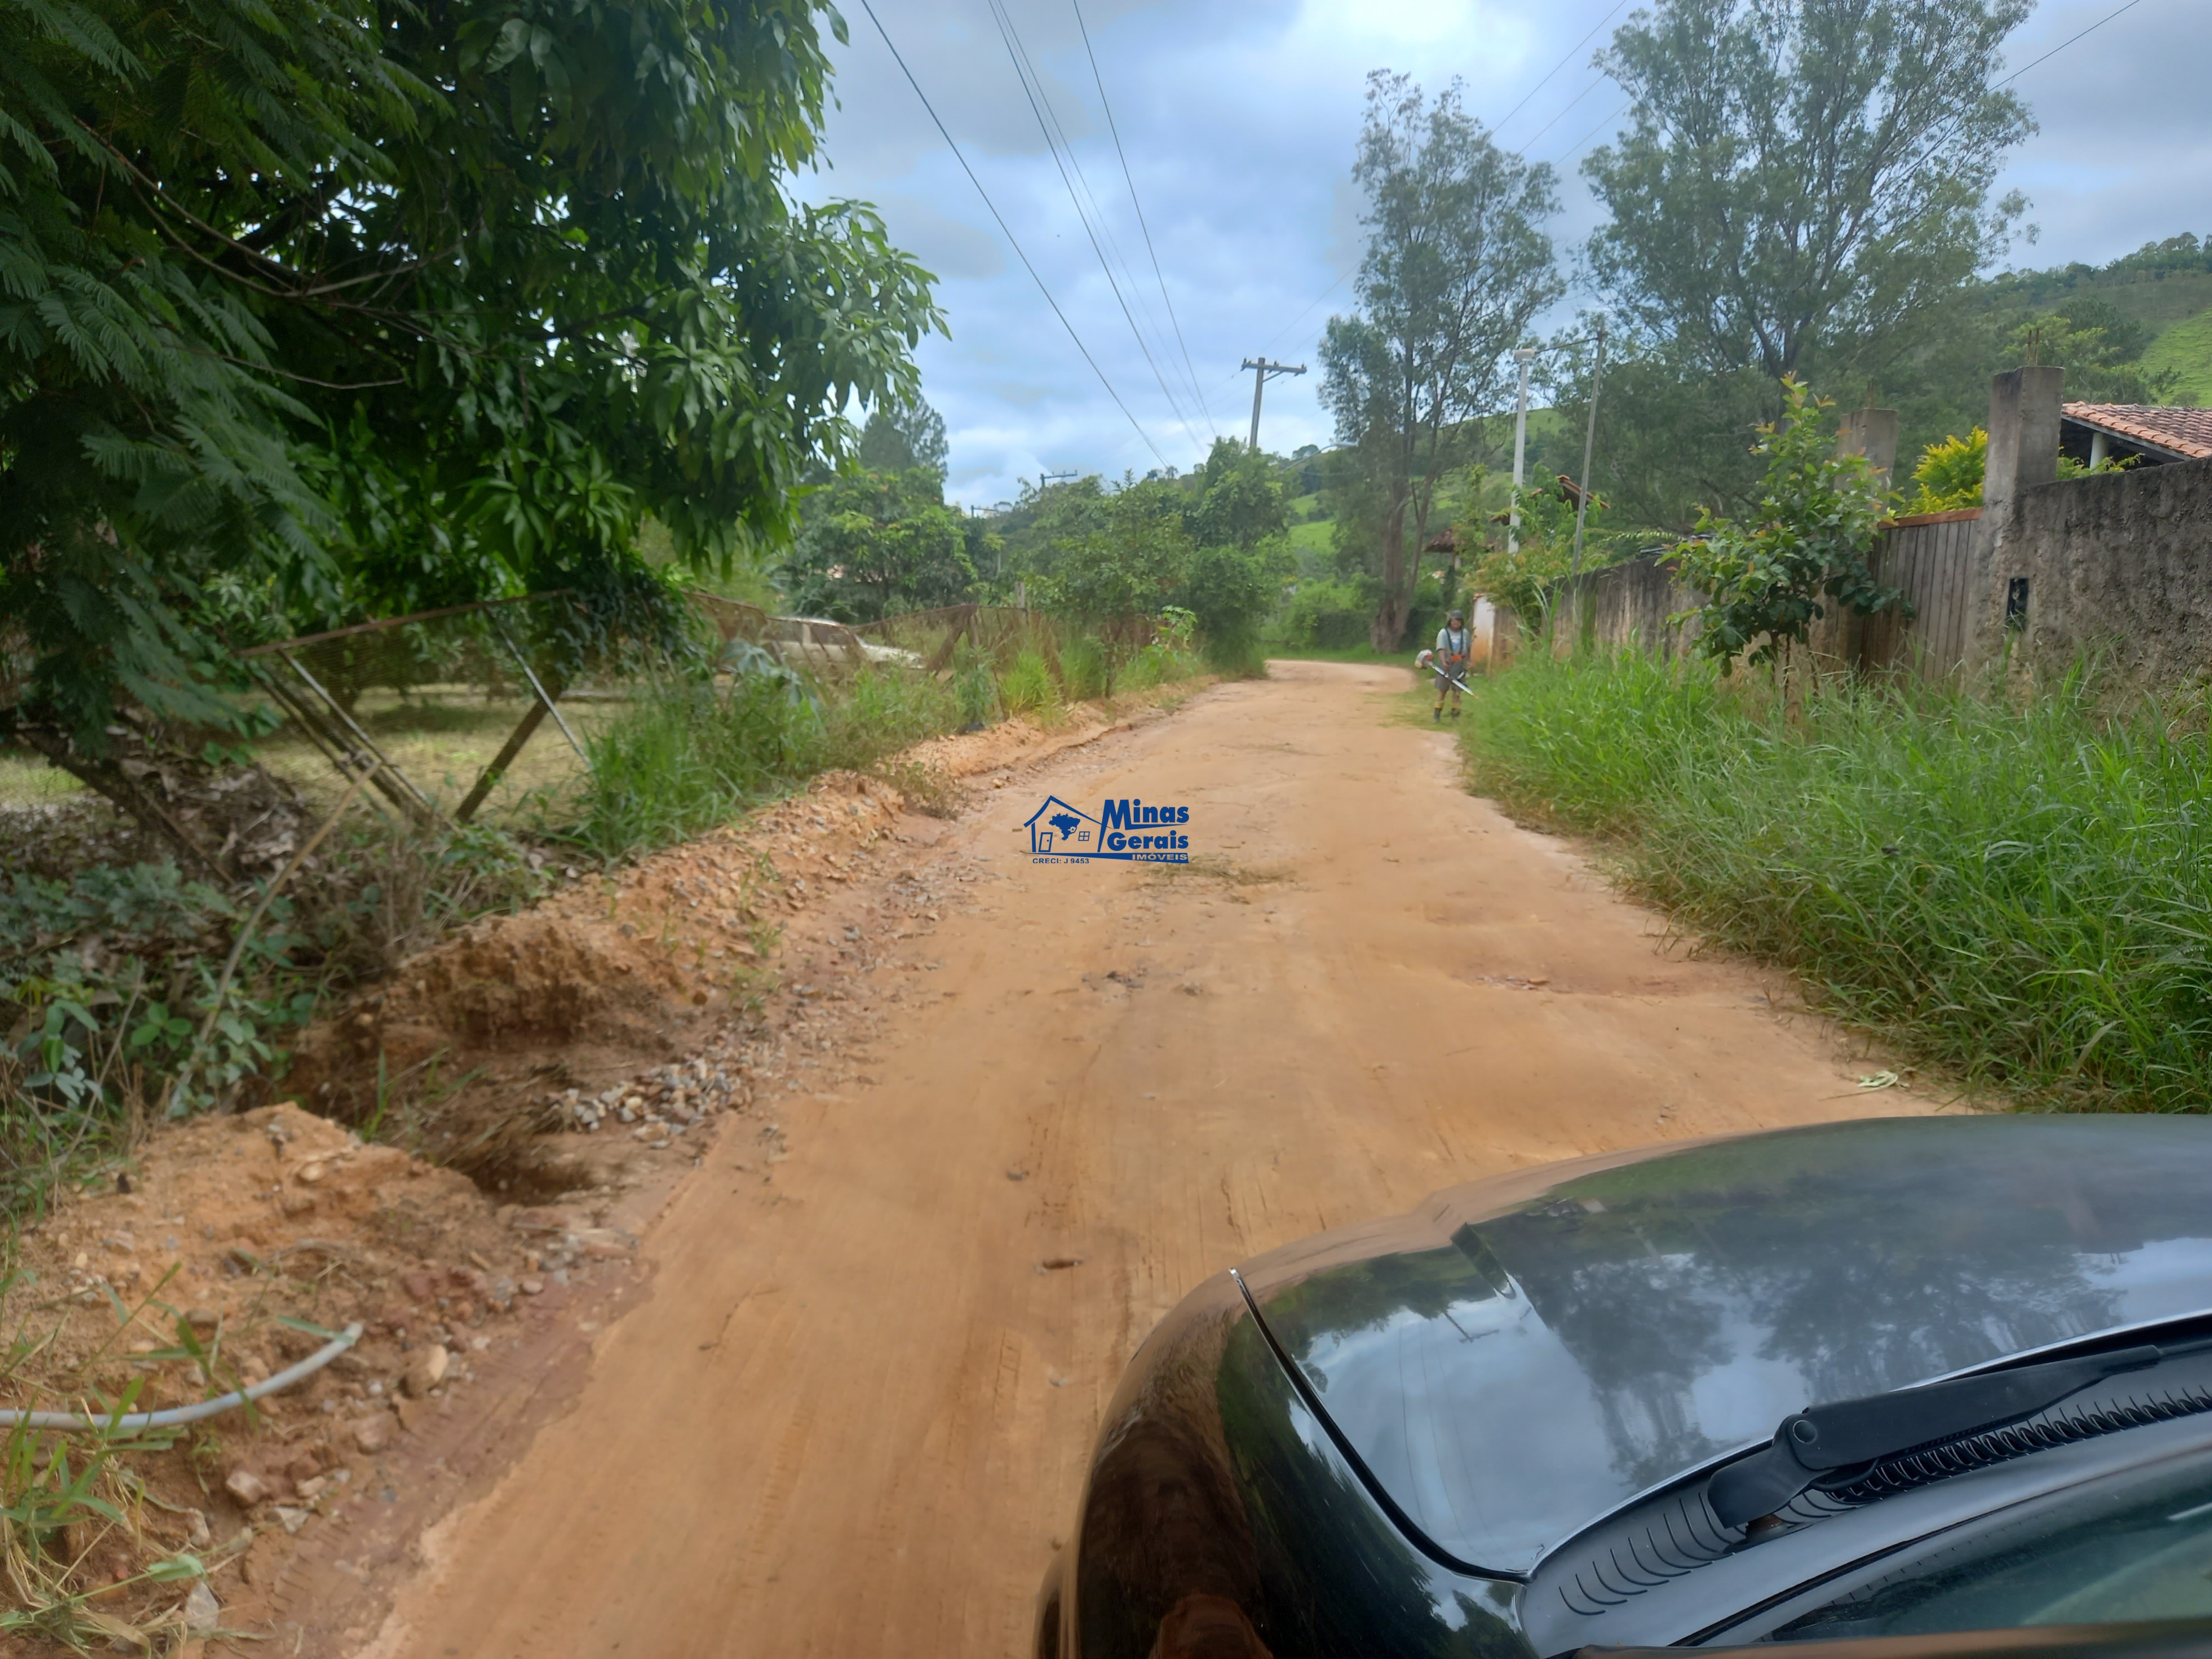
(866, 191), (1005, 281)
(811, 0), (2209, 508)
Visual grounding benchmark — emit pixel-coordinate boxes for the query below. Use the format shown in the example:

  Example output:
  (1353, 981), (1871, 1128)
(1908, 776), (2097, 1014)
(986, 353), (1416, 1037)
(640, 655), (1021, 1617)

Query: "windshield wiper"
(1708, 1340), (2206, 1528)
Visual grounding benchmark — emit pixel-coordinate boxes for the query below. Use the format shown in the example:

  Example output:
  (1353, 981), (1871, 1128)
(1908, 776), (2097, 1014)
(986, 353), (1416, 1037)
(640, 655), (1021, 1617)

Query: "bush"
(1910, 428), (1986, 513)
(999, 650), (1061, 718)
(1175, 541), (1290, 674)
(1460, 651), (2212, 1112)
(820, 666), (959, 769)
(1055, 638), (1108, 702)
(0, 822), (547, 1207)
(568, 671), (825, 857)
(1281, 578), (1375, 648)
(952, 646), (1000, 728)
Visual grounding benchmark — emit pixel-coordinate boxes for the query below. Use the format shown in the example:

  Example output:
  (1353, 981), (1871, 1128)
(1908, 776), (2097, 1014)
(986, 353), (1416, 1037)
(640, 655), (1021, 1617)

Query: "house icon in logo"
(1021, 795), (1100, 856)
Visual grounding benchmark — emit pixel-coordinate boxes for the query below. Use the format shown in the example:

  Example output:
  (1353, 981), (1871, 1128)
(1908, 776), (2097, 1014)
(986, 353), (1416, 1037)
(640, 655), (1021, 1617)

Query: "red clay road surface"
(361, 661), (1926, 1658)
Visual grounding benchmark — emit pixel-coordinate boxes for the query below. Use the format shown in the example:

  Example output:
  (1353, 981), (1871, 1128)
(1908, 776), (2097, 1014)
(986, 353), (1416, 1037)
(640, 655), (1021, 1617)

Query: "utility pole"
(1240, 358), (1307, 452)
(1039, 470), (1078, 491)
(1569, 316), (1608, 586)
(1508, 347), (1537, 555)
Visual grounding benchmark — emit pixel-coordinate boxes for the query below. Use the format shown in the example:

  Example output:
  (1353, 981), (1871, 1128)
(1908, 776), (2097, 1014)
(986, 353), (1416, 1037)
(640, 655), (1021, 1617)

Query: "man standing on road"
(1431, 608), (1470, 722)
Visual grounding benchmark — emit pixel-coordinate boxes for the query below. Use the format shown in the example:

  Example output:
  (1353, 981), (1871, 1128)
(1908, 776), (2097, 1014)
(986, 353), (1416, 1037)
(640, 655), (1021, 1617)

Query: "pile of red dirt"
(277, 770), (915, 1183)
(0, 1102), (556, 1645)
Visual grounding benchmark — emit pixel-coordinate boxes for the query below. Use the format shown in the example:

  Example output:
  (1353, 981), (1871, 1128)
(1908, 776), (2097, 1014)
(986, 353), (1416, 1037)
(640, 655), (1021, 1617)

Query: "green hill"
(2142, 307), (2212, 405)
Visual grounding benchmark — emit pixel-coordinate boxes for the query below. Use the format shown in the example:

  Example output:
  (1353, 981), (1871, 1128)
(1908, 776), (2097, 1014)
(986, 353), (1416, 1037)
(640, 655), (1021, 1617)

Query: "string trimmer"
(1415, 648), (1474, 696)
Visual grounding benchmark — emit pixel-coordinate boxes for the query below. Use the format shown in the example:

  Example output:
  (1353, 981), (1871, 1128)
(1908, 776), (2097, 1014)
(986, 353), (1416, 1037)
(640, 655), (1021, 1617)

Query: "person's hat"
(1448, 608), (1465, 622)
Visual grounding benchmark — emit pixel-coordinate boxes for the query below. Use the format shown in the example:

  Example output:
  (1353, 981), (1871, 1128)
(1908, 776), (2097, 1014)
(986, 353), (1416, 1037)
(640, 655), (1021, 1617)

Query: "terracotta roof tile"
(2061, 403), (2212, 461)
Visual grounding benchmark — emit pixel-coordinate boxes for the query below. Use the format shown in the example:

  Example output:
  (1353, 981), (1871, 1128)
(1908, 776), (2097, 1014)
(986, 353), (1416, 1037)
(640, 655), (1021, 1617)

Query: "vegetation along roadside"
(1454, 649), (2212, 1114)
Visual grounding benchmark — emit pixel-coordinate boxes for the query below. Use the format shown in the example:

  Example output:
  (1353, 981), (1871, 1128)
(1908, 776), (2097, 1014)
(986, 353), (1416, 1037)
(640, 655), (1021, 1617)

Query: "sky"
(801, 0), (2212, 508)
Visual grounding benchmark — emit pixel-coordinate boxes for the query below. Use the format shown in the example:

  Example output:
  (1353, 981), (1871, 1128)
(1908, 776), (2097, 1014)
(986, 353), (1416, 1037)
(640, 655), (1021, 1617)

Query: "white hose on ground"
(0, 1323), (363, 1432)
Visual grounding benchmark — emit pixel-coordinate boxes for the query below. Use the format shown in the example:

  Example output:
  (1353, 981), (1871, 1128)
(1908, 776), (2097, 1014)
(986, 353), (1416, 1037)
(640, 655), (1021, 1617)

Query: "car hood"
(1235, 1115), (2212, 1578)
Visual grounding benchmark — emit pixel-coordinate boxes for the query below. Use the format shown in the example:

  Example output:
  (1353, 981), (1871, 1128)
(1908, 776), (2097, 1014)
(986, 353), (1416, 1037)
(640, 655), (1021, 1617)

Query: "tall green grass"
(1460, 653), (2212, 1112)
(566, 666), (961, 858)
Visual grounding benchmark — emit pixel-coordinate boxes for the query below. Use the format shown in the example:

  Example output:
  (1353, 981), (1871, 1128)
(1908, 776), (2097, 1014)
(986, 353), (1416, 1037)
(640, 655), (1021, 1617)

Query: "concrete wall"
(1485, 378), (2212, 692)
(2006, 455), (2212, 691)
(1553, 554), (1703, 656)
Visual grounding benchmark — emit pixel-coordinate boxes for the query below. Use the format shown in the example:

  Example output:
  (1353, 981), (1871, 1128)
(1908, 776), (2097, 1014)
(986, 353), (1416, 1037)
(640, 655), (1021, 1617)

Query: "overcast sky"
(803, 0), (2212, 507)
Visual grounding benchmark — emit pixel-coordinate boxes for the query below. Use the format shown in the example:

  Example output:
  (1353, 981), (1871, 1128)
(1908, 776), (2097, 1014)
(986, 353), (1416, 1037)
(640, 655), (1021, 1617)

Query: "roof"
(2061, 402), (2212, 461)
(1020, 794), (1091, 828)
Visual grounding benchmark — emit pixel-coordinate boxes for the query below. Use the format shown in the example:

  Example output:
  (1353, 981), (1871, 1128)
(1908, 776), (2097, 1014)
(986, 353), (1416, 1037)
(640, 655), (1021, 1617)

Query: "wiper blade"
(1709, 1342), (2185, 1528)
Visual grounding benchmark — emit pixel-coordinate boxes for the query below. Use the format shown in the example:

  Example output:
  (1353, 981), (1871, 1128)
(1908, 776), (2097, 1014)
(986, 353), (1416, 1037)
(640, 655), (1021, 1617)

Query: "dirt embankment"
(1, 693), (1189, 1652)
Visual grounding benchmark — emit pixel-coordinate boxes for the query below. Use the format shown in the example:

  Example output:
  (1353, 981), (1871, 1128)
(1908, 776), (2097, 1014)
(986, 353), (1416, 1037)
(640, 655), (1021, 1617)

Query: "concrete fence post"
(1836, 406), (1900, 484)
(1967, 366), (2064, 674)
(1823, 405), (1902, 669)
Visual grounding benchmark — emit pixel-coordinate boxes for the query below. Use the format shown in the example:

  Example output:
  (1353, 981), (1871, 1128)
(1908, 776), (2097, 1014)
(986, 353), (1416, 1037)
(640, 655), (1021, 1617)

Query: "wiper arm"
(1708, 1341), (2187, 1528)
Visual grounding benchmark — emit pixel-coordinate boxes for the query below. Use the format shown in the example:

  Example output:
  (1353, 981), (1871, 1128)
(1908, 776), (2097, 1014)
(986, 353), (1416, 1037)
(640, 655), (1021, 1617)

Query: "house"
(1020, 795), (1097, 855)
(2059, 403), (2212, 469)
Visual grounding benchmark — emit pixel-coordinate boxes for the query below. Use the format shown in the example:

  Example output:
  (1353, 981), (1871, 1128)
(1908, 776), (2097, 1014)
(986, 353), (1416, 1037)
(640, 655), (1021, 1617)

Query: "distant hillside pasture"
(2143, 309), (2212, 405)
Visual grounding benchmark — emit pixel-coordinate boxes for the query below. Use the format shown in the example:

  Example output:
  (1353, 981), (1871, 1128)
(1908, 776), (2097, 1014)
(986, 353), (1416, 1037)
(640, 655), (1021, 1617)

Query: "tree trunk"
(14, 722), (226, 880)
(1368, 494), (1413, 651)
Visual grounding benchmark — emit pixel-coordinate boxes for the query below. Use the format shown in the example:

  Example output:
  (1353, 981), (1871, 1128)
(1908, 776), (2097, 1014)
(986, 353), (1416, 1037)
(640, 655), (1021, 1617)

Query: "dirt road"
(362, 661), (1924, 1658)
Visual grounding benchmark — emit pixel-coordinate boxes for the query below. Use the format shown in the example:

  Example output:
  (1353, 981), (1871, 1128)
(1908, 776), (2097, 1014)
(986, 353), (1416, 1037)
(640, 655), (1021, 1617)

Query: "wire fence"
(8, 592), (670, 826)
(0, 593), (1123, 827)
(852, 603), (1155, 675)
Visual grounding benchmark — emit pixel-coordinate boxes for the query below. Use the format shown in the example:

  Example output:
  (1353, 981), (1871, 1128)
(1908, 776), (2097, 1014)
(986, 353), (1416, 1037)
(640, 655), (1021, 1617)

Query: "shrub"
(998, 650), (1060, 718)
(1911, 429), (1987, 512)
(1674, 379), (1900, 670)
(1281, 578), (1375, 648)
(1460, 651), (2212, 1113)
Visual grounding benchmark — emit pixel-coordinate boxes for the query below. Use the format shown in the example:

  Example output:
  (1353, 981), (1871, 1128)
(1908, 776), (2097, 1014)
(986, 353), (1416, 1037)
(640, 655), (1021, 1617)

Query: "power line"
(1994, 0), (2147, 88)
(853, 0), (1167, 467)
(984, 0), (1207, 454)
(1071, 0), (1218, 435)
(1515, 72), (1608, 153)
(1871, 0), (2151, 217)
(1492, 0), (1632, 138)
(1557, 98), (1635, 166)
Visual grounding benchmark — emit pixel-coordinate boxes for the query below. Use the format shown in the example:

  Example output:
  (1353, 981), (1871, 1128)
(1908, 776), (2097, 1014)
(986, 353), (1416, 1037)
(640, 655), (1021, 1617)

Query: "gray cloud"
(809, 0), (2209, 506)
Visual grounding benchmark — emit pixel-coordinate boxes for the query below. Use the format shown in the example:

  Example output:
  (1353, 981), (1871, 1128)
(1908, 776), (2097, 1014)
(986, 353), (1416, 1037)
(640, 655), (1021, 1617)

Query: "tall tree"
(856, 397), (951, 482)
(1, 0), (939, 863)
(1036, 479), (1189, 694)
(1321, 74), (1562, 650)
(1189, 439), (1288, 551)
(1581, 0), (2034, 510)
(782, 465), (973, 623)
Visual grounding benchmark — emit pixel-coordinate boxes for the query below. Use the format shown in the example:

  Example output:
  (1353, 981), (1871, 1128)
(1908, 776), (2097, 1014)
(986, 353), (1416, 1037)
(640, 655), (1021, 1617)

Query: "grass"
(2142, 306), (2212, 405)
(1456, 650), (2212, 1113)
(561, 665), (959, 860)
(1260, 641), (1421, 666)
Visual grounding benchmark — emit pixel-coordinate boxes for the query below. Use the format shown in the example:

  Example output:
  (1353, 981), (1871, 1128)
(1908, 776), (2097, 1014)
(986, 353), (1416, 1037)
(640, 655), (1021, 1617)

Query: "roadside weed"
(1460, 652), (2212, 1112)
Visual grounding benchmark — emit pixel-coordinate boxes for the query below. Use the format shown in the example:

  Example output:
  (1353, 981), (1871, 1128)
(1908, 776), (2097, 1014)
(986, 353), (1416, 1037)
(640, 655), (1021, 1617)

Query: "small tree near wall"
(1675, 380), (1905, 673)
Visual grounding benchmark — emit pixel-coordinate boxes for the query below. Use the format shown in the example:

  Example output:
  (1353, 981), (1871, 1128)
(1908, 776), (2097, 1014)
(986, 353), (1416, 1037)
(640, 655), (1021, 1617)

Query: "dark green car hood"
(1235, 1116), (2212, 1577)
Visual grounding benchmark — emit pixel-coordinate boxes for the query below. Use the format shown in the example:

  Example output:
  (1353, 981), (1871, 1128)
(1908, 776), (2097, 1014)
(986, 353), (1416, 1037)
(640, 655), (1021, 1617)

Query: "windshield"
(1764, 1449), (2212, 1640)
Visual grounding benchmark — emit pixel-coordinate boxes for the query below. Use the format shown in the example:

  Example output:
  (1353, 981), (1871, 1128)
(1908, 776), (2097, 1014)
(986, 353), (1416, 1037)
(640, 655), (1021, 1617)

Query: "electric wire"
(853, 0), (1167, 467)
(984, 0), (1206, 453)
(1839, 0), (2151, 232)
(1514, 71), (1608, 153)
(1994, 0), (2147, 89)
(1557, 98), (1636, 166)
(1491, 0), (1632, 138)
(987, 0), (1203, 450)
(1071, 0), (1219, 435)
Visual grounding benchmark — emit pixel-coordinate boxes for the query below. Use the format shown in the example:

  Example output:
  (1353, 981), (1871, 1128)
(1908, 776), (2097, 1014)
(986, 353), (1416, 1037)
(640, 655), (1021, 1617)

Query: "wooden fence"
(1854, 510), (1980, 679)
(1540, 509), (1985, 684)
